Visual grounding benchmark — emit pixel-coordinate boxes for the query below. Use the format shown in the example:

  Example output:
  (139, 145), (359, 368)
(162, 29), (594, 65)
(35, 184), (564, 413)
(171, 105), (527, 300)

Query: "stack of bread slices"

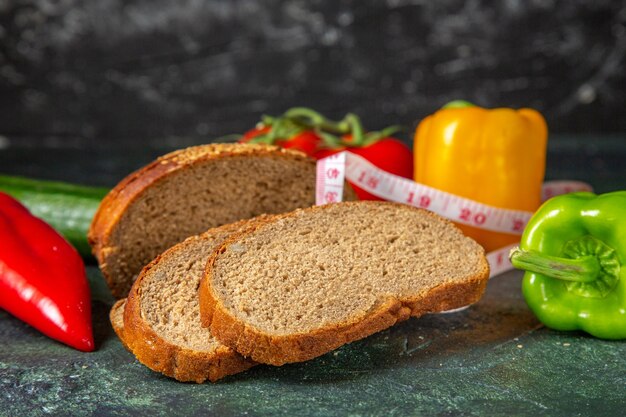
(92, 143), (489, 383)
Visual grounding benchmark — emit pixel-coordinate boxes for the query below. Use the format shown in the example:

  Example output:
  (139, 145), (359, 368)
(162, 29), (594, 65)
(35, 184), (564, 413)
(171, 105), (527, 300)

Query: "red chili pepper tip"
(0, 192), (95, 351)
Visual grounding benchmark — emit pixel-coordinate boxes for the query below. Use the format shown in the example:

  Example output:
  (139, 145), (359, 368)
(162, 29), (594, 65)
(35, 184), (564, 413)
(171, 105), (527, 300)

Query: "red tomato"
(241, 125), (270, 141)
(242, 126), (321, 158)
(315, 137), (413, 200)
(275, 132), (322, 157)
(240, 110), (413, 201)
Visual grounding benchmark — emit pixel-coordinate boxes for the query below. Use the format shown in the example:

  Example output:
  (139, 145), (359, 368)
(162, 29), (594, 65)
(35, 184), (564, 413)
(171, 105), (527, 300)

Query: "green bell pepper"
(510, 191), (626, 339)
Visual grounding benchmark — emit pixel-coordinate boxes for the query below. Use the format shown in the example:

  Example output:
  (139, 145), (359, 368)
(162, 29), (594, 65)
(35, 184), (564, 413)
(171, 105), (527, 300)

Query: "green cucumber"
(0, 175), (109, 259)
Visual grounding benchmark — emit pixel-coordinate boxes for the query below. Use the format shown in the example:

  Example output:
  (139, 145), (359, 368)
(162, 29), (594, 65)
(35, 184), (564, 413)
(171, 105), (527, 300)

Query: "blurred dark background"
(1, 0), (625, 150)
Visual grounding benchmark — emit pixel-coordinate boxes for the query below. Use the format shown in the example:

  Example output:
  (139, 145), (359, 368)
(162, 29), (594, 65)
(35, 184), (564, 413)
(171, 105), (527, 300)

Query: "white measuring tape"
(315, 152), (593, 278)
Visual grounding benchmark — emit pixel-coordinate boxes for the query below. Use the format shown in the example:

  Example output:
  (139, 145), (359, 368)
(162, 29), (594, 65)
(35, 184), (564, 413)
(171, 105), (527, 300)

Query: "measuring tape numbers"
(315, 151), (593, 278)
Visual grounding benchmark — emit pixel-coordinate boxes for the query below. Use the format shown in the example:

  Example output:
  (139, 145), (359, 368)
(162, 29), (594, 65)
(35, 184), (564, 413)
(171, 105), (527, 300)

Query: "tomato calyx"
(245, 107), (402, 151)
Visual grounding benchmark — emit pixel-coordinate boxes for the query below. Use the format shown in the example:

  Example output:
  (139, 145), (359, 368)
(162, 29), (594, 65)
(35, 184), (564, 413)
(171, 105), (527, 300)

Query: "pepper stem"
(509, 247), (601, 283)
(248, 107), (403, 149)
(442, 100), (476, 109)
(283, 107), (347, 134)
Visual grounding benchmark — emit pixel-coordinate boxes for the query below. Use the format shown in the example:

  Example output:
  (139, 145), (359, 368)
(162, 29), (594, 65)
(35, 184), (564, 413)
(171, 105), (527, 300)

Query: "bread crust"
(109, 299), (133, 352)
(88, 143), (319, 299)
(199, 201), (490, 366)
(121, 223), (266, 383)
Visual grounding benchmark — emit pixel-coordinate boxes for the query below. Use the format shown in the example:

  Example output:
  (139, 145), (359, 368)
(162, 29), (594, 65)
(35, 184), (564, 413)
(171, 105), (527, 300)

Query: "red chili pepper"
(241, 107), (413, 200)
(0, 192), (94, 351)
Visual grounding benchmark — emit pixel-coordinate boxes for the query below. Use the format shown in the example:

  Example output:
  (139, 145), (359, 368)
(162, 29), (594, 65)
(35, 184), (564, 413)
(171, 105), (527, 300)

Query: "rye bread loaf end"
(89, 143), (349, 298)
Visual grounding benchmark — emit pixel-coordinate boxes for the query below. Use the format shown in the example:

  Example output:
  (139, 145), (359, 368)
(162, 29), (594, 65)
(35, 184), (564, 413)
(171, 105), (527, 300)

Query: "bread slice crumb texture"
(209, 202), (489, 337)
(139, 235), (224, 351)
(123, 218), (267, 382)
(108, 150), (314, 295)
(90, 143), (331, 298)
(135, 219), (265, 351)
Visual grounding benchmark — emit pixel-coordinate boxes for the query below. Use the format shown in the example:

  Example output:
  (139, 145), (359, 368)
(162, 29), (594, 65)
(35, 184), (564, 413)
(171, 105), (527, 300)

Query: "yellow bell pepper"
(413, 101), (548, 251)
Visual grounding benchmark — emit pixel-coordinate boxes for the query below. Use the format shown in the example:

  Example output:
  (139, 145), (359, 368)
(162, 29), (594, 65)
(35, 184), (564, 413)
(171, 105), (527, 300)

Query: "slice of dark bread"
(109, 299), (132, 352)
(89, 143), (352, 298)
(199, 201), (490, 366)
(121, 217), (272, 383)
